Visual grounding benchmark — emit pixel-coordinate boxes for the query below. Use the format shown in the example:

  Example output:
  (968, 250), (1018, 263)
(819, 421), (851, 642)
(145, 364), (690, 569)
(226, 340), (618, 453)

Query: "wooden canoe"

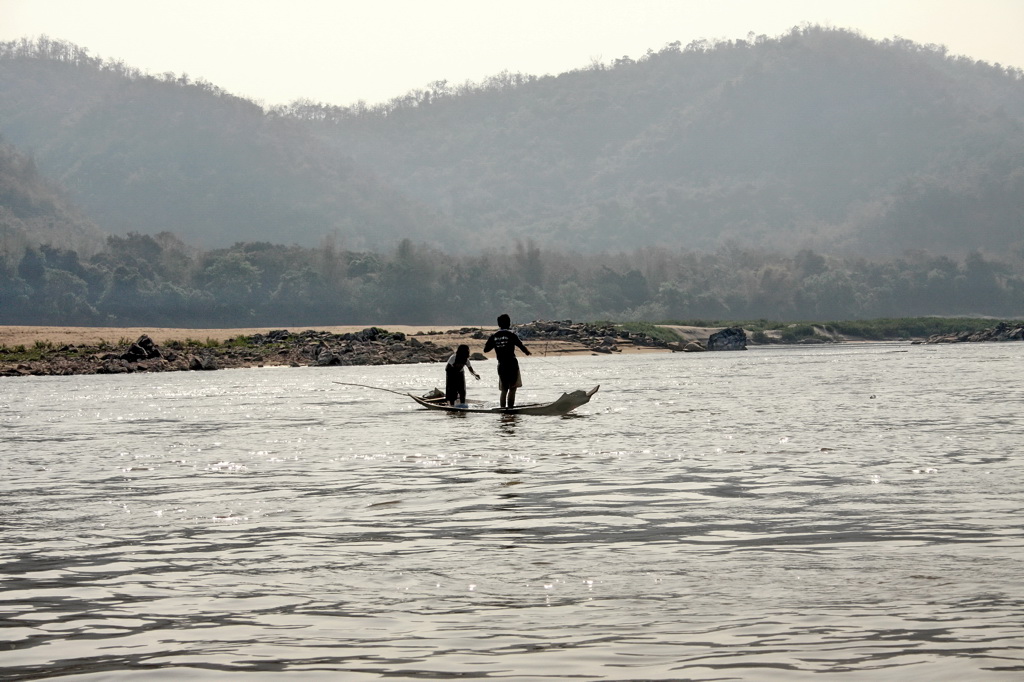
(410, 385), (599, 416)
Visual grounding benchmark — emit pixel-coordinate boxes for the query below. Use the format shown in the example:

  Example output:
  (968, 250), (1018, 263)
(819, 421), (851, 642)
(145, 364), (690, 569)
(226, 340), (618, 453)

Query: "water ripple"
(2, 346), (1023, 679)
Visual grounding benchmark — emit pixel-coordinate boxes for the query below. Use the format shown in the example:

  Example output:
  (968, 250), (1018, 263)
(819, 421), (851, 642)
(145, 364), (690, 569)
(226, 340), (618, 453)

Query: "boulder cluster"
(504, 320), (744, 352)
(0, 328), (456, 377)
(499, 319), (674, 353)
(257, 328), (454, 367)
(924, 321), (1024, 344)
(707, 327), (748, 351)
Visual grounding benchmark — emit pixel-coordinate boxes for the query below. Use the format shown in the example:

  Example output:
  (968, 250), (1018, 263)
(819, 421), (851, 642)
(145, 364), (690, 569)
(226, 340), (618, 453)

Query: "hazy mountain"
(1, 27), (1023, 256)
(0, 137), (104, 256)
(0, 37), (442, 250)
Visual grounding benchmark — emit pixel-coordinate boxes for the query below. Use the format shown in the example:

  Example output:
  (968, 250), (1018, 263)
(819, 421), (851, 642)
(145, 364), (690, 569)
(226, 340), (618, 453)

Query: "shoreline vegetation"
(1, 318), (1022, 378)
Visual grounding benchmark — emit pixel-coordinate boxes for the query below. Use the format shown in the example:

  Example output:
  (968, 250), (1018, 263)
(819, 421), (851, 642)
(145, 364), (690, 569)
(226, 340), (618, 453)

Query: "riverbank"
(0, 321), (671, 377)
(3, 319), (1020, 377)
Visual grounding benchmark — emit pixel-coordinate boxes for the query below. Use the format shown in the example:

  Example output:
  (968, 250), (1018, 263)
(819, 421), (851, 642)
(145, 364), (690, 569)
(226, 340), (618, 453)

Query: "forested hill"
(0, 38), (443, 250)
(309, 28), (1024, 256)
(0, 139), (104, 253)
(1, 27), (1024, 256)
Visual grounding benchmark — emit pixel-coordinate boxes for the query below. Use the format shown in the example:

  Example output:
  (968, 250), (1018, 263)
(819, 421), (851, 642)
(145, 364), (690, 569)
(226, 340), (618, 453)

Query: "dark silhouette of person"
(483, 314), (531, 408)
(445, 344), (480, 405)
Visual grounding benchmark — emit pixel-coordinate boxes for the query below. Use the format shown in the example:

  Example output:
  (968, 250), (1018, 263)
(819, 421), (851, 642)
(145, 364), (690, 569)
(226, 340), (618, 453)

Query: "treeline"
(2, 235), (1022, 327)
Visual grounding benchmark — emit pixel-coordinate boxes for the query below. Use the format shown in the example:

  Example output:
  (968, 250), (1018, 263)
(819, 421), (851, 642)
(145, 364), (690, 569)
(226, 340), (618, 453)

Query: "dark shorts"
(497, 360), (521, 390)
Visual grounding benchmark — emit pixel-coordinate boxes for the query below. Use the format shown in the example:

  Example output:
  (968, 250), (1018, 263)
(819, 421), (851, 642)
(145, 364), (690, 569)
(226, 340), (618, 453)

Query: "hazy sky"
(3, 0), (1023, 107)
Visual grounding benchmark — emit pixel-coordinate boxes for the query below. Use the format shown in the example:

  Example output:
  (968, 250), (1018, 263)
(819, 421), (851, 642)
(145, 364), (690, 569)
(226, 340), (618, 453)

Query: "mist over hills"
(0, 139), (104, 253)
(1, 27), (1022, 257)
(1, 28), (1023, 326)
(0, 37), (442, 250)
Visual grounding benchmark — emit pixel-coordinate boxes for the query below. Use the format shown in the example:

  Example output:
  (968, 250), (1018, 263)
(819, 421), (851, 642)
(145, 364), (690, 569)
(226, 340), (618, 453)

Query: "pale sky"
(2, 0), (1022, 107)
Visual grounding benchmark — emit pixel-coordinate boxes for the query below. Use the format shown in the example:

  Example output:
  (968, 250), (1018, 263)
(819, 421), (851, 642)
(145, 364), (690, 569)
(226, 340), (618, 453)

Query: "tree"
(514, 239), (544, 285)
(17, 248), (45, 285)
(199, 251), (262, 312)
(43, 268), (96, 323)
(379, 239), (442, 322)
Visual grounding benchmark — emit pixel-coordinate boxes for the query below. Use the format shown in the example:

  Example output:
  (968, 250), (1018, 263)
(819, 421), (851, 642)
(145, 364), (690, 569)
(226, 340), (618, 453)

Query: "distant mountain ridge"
(0, 37), (442, 250)
(0, 138), (104, 254)
(1, 27), (1022, 256)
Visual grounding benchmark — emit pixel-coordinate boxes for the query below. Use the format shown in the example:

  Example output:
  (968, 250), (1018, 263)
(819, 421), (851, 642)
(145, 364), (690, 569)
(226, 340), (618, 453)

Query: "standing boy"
(483, 314), (531, 409)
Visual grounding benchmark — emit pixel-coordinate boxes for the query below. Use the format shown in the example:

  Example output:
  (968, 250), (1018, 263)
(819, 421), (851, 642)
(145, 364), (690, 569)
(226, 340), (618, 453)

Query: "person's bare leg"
(500, 388), (508, 408)
(507, 387), (517, 409)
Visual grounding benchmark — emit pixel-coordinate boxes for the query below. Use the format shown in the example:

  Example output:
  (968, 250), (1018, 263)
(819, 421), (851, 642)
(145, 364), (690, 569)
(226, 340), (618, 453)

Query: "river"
(2, 343), (1022, 680)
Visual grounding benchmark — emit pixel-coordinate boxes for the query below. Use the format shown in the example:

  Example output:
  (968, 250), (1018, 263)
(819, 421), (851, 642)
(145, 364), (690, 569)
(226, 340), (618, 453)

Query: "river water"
(1, 343), (1022, 680)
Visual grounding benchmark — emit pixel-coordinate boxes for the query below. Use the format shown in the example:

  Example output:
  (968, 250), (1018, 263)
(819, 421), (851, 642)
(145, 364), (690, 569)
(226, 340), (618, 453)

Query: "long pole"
(332, 381), (408, 396)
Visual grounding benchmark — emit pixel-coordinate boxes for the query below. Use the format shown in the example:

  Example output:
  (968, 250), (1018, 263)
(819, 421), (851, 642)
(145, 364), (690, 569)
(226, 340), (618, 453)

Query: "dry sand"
(0, 324), (687, 356)
(0, 325), (473, 347)
(2, 325), (679, 356)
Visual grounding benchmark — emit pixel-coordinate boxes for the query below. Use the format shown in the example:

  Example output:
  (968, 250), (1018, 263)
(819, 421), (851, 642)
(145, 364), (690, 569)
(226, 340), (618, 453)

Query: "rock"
(315, 349), (340, 366)
(99, 359), (132, 374)
(122, 343), (146, 361)
(137, 334), (160, 356)
(353, 327), (384, 342)
(708, 327), (747, 351)
(121, 334), (162, 362)
(926, 322), (1024, 344)
(189, 354), (218, 370)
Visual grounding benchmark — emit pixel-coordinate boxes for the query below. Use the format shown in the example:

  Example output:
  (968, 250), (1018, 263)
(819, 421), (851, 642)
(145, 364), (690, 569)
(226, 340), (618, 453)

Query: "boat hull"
(410, 385), (599, 416)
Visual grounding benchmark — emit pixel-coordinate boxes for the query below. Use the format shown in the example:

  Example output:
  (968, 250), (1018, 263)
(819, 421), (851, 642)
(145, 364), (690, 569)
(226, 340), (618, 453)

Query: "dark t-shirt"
(484, 329), (528, 363)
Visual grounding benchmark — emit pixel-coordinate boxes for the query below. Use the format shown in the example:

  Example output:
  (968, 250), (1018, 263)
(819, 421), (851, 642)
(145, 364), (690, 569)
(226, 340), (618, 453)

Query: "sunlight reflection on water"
(2, 343), (1023, 679)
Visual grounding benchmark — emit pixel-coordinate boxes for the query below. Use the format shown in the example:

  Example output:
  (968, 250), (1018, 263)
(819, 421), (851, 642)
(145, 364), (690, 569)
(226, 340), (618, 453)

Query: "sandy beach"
(0, 325), (472, 347)
(0, 324), (695, 355)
